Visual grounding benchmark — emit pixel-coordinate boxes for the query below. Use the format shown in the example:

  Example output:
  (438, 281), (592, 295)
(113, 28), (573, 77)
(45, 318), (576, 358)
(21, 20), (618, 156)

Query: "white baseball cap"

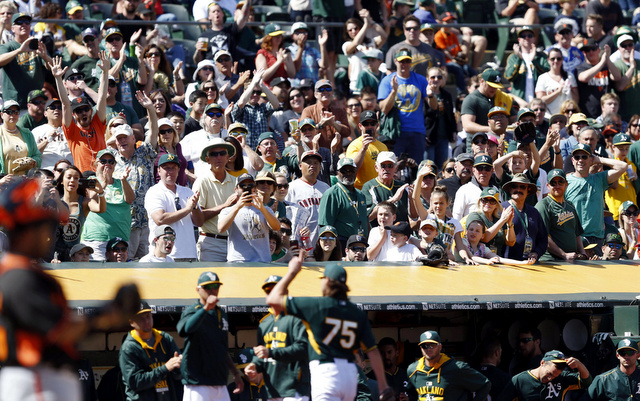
(291, 21), (308, 34)
(376, 151), (397, 165)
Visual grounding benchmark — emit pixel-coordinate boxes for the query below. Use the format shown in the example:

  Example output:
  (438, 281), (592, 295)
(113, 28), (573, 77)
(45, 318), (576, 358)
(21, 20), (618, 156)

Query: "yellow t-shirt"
(2, 128), (28, 175)
(346, 136), (388, 190)
(605, 157), (637, 221)
(192, 170), (236, 235)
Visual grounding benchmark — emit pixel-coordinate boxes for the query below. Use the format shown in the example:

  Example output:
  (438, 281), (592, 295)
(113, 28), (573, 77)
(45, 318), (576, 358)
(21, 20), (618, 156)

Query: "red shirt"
(63, 113), (106, 172)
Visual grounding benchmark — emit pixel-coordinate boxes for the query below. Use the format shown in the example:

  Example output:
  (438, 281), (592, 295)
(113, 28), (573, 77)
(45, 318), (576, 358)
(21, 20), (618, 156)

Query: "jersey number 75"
(323, 317), (359, 349)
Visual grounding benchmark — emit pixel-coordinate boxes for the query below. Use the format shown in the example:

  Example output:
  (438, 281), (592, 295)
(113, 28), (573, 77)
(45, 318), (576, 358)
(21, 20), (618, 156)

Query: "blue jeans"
(394, 131), (426, 163)
(619, 0), (638, 10)
(426, 137), (450, 168)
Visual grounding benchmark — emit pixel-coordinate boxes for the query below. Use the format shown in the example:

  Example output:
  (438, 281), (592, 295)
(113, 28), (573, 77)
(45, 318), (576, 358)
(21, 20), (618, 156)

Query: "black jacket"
(425, 90), (456, 143)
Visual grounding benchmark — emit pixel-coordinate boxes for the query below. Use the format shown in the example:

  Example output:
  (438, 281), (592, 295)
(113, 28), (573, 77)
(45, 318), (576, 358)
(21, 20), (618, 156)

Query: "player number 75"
(323, 317), (358, 349)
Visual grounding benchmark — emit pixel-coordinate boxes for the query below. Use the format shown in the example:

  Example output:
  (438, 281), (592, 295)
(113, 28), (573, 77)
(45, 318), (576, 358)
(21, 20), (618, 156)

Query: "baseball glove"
(514, 121), (536, 144)
(379, 386), (395, 401)
(419, 244), (449, 267)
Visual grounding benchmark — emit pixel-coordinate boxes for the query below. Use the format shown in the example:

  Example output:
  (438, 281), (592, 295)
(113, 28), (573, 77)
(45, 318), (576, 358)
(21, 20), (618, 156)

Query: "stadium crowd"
(0, 0), (639, 265)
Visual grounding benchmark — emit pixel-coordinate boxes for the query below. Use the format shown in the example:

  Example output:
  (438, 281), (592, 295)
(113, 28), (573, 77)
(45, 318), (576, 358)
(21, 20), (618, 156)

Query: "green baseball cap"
(517, 107), (536, 121)
(264, 23), (285, 36)
(256, 132), (277, 148)
(320, 263), (347, 283)
(605, 232), (624, 245)
(320, 225), (338, 237)
(66, 0), (84, 14)
(97, 148), (117, 159)
(198, 271), (222, 286)
(488, 106), (508, 118)
(619, 200), (637, 214)
(337, 157), (357, 170)
(419, 330), (441, 345)
(572, 143), (592, 156)
(395, 49), (412, 61)
(262, 275), (282, 290)
(543, 350), (567, 363)
(12, 13), (32, 25)
(480, 187), (499, 200)
(204, 103), (223, 113)
(613, 133), (632, 146)
(158, 153), (180, 167)
(473, 154), (493, 167)
(481, 68), (503, 88)
(617, 338), (639, 352)
(299, 118), (316, 128)
(547, 169), (566, 183)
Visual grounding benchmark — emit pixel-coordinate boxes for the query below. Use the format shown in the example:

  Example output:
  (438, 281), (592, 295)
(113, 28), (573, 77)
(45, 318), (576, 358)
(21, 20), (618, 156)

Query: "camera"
(78, 177), (96, 189)
(28, 38), (39, 51)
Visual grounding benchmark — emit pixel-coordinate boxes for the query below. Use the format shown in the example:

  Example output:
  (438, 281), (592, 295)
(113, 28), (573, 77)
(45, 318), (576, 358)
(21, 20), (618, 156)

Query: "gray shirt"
(220, 204), (274, 263)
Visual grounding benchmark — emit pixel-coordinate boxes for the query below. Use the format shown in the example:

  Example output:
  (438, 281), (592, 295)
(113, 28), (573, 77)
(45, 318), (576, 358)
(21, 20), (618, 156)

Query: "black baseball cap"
(360, 110), (377, 123)
(346, 234), (368, 248)
(385, 222), (412, 237)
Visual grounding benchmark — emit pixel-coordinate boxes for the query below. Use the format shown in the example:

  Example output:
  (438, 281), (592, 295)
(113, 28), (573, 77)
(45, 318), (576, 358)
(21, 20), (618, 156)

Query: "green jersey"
(283, 296), (377, 363)
(588, 366), (640, 401)
(105, 102), (140, 128)
(177, 302), (230, 386)
(318, 182), (369, 239)
(17, 113), (47, 132)
(499, 369), (591, 401)
(119, 329), (182, 401)
(406, 354), (491, 401)
(0, 40), (48, 108)
(614, 59), (640, 121)
(255, 312), (310, 398)
(361, 178), (410, 224)
(535, 195), (583, 261)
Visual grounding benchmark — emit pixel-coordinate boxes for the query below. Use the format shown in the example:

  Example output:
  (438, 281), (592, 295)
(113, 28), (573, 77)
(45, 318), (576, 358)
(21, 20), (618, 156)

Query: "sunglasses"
(317, 87), (333, 92)
(607, 242), (622, 250)
(622, 42), (635, 49)
(201, 283), (221, 290)
(3, 109), (19, 115)
(13, 19), (30, 26)
(429, 75), (443, 80)
(564, 109), (576, 114)
(630, 123), (640, 128)
(159, 128), (174, 135)
(55, 168), (66, 173)
(301, 126), (315, 132)
(112, 246), (128, 252)
(207, 111), (223, 118)
(475, 165), (492, 172)
(159, 235), (176, 242)
(99, 159), (116, 165)
(549, 180), (565, 187)
(252, 91), (263, 96)
(572, 154), (590, 160)
(229, 131), (247, 137)
(75, 106), (92, 114)
(67, 75), (84, 82)
(319, 236), (336, 241)
(481, 198), (498, 205)
(277, 183), (289, 189)
(559, 30), (572, 36)
(256, 180), (273, 185)
(623, 210), (640, 217)
(289, 93), (303, 100)
(420, 343), (437, 350)
(362, 121), (377, 127)
(240, 183), (255, 191)
(217, 56), (231, 62)
(533, 108), (546, 112)
(83, 36), (96, 43)
(200, 66), (214, 72)
(30, 100), (45, 105)
(519, 33), (534, 39)
(174, 196), (182, 211)
(380, 163), (395, 169)
(399, 59), (412, 64)
(519, 337), (534, 344)
(619, 349), (637, 357)
(444, 167), (454, 173)
(404, 26), (420, 31)
(548, 57), (563, 61)
(350, 246), (366, 253)
(473, 138), (488, 145)
(208, 150), (228, 157)
(280, 228), (292, 236)
(146, 52), (161, 58)
(347, 103), (362, 108)
(510, 184), (529, 190)
(203, 86), (217, 92)
(106, 35), (123, 43)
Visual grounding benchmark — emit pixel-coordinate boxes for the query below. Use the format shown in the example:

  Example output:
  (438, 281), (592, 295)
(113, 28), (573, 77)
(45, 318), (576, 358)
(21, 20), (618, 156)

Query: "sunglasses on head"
(208, 150), (228, 157)
(475, 165), (492, 172)
(207, 111), (222, 118)
(572, 154), (589, 160)
(201, 283), (221, 290)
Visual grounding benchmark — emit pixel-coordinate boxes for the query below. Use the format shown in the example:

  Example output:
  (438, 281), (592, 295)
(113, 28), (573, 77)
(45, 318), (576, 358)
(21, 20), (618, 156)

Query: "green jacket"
(588, 366), (640, 401)
(254, 311), (310, 398)
(504, 52), (549, 101)
(177, 302), (230, 386)
(406, 354), (491, 401)
(119, 329), (182, 401)
(499, 369), (591, 401)
(0, 126), (42, 174)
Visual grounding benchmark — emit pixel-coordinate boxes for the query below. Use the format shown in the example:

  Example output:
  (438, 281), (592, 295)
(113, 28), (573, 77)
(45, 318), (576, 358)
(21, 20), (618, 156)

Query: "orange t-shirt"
(63, 113), (106, 172)
(434, 30), (461, 63)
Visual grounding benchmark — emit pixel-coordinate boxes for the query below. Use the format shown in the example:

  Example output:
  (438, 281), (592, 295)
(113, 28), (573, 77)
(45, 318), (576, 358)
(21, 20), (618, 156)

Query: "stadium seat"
(89, 3), (114, 20)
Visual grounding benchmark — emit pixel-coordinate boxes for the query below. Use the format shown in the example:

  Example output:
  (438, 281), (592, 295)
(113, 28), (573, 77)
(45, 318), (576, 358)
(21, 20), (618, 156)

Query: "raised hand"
(48, 56), (68, 78)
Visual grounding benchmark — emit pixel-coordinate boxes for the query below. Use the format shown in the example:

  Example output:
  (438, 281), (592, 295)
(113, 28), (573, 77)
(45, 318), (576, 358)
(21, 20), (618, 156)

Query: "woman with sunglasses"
(343, 9), (386, 94)
(81, 146), (134, 260)
(255, 23), (295, 86)
(535, 48), (579, 116)
(225, 125), (263, 176)
(142, 44), (185, 101)
(346, 97), (363, 142)
(308, 225), (343, 261)
(628, 114), (640, 141)
(140, 89), (171, 130)
(440, 158), (455, 179)
(153, 117), (193, 186)
(425, 66), (455, 168)
(184, 60), (216, 105)
(255, 170), (287, 218)
(465, 188), (515, 257)
(0, 101), (41, 175)
(54, 165), (106, 261)
(272, 87), (306, 140)
(618, 201), (639, 257)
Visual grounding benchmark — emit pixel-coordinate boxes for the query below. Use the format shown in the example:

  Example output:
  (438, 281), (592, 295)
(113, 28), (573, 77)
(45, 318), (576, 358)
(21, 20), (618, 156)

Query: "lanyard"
(510, 201), (529, 234)
(337, 182), (362, 229)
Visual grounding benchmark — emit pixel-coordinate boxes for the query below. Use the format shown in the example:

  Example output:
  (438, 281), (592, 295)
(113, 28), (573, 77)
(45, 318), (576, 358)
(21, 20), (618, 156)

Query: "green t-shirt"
(361, 178), (410, 224)
(104, 102), (140, 127)
(0, 40), (48, 108)
(63, 23), (82, 43)
(318, 182), (369, 238)
(535, 195), (583, 261)
(71, 55), (100, 91)
(565, 171), (609, 239)
(614, 59), (640, 121)
(467, 211), (507, 256)
(111, 56), (145, 118)
(284, 296), (376, 362)
(81, 179), (132, 241)
(355, 69), (383, 95)
(312, 0), (346, 19)
(17, 113), (47, 132)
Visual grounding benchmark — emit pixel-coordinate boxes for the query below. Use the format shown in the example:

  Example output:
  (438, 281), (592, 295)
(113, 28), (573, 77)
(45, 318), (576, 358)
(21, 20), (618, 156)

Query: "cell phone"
(78, 178), (96, 189)
(290, 240), (299, 248)
(28, 38), (38, 50)
(365, 129), (373, 136)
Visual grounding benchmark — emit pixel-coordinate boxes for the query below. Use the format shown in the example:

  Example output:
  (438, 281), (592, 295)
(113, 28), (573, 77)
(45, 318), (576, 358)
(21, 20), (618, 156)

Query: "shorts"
(309, 359), (358, 401)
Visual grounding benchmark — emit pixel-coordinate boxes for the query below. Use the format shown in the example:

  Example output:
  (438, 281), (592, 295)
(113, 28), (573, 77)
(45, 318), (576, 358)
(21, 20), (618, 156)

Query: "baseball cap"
(154, 224), (176, 238)
(112, 124), (134, 140)
(70, 96), (91, 111)
(582, 37), (599, 50)
(299, 79), (314, 89)
(480, 187), (499, 201)
(503, 173), (536, 193)
(487, 106), (508, 118)
(441, 11), (456, 21)
(291, 21), (308, 34)
(481, 68), (503, 88)
(264, 23), (285, 36)
(106, 237), (128, 251)
(395, 49), (412, 61)
(346, 234), (368, 248)
(472, 132), (488, 143)
(617, 338), (639, 352)
(315, 79), (332, 91)
(474, 154), (493, 167)
(158, 153), (180, 167)
(69, 243), (93, 258)
(420, 218), (438, 230)
(1, 100), (19, 112)
(618, 34), (635, 48)
(201, 137), (236, 161)
(271, 77), (291, 88)
(235, 348), (255, 369)
(321, 263), (347, 283)
(256, 132), (277, 148)
(299, 118), (315, 129)
(27, 89), (46, 103)
(568, 112), (588, 126)
(385, 221), (412, 237)
(236, 173), (255, 186)
(137, 300), (152, 314)
(214, 50), (232, 62)
(547, 169), (567, 183)
(605, 232), (624, 244)
(613, 133), (632, 146)
(137, 3), (154, 14)
(198, 271), (222, 286)
(97, 148), (117, 160)
(12, 13), (31, 25)
(377, 151), (397, 165)
(543, 350), (567, 363)
(228, 122), (248, 134)
(157, 118), (176, 130)
(549, 114), (567, 125)
(193, 60), (215, 81)
(602, 124), (619, 138)
(421, 23), (434, 32)
(554, 18), (578, 35)
(66, 0), (84, 14)
(320, 225), (338, 237)
(419, 330), (441, 345)
(301, 150), (323, 162)
(517, 26), (534, 36)
(204, 103), (223, 114)
(455, 152), (474, 163)
(337, 157), (357, 170)
(393, 0), (414, 6)
(100, 18), (117, 31)
(82, 27), (98, 40)
(262, 275), (282, 290)
(517, 108), (536, 121)
(363, 49), (384, 60)
(620, 200), (637, 214)
(360, 110), (378, 123)
(572, 143), (592, 156)
(256, 170), (276, 183)
(104, 27), (123, 40)
(45, 98), (61, 109)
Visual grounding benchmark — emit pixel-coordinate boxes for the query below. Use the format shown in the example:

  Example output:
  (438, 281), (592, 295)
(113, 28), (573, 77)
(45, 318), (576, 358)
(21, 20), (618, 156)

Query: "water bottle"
(120, 78), (132, 107)
(300, 233), (313, 252)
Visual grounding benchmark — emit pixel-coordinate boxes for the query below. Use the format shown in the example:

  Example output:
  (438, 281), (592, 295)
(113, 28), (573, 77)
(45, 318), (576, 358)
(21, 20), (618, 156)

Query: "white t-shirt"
(534, 72), (577, 116)
(192, 0), (237, 21)
(368, 228), (392, 262)
(219, 205), (274, 263)
(31, 124), (74, 170)
(144, 182), (198, 259)
(139, 253), (175, 263)
(286, 178), (330, 245)
(180, 129), (228, 178)
(380, 242), (422, 261)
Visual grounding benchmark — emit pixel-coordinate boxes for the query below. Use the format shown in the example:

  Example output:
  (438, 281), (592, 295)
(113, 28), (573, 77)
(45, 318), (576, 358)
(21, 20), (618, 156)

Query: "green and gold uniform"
(254, 310), (311, 398)
(318, 182), (369, 239)
(177, 302), (230, 386)
(499, 369), (591, 401)
(361, 178), (410, 224)
(119, 329), (182, 401)
(229, 377), (269, 401)
(283, 296), (377, 362)
(406, 354), (491, 401)
(588, 366), (640, 401)
(535, 195), (583, 261)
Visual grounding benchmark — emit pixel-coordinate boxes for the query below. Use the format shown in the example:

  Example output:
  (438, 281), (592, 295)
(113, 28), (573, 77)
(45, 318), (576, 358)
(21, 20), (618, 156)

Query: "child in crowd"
(355, 49), (385, 95)
(380, 221), (423, 261)
(457, 219), (530, 265)
(426, 185), (465, 260)
(367, 201), (396, 262)
(418, 218), (447, 255)
(605, 133), (639, 222)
